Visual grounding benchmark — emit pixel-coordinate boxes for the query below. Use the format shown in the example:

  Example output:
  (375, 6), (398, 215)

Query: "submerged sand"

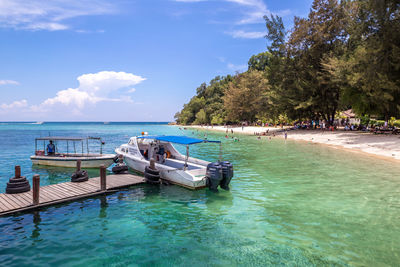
(185, 125), (400, 161)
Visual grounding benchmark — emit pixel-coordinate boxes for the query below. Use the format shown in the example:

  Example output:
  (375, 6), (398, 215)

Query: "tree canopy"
(175, 0), (400, 125)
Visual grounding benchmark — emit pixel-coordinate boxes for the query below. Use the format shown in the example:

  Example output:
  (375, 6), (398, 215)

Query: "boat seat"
(163, 158), (203, 170)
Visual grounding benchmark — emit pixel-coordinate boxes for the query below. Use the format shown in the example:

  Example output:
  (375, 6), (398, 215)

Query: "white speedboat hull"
(124, 156), (207, 189)
(116, 137), (210, 190)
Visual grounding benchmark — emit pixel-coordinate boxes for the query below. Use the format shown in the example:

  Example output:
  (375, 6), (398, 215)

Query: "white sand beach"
(186, 125), (400, 161)
(187, 125), (286, 135)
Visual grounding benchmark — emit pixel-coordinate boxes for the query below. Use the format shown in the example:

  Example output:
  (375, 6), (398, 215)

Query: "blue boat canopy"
(137, 135), (220, 145)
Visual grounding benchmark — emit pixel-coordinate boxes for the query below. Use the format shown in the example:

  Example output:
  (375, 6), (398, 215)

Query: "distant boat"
(33, 121), (44, 125)
(31, 136), (116, 168)
(104, 122), (110, 125)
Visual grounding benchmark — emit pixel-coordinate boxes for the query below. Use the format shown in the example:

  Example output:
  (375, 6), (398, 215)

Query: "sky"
(0, 0), (313, 122)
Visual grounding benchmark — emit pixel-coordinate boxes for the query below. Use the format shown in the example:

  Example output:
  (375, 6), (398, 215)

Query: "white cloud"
(226, 0), (269, 24)
(42, 88), (94, 109)
(41, 71), (145, 109)
(127, 88), (136, 93)
(174, 0), (270, 24)
(0, 80), (19, 85)
(0, 71), (145, 115)
(226, 30), (265, 39)
(0, 99), (27, 110)
(0, 0), (116, 31)
(276, 9), (292, 17)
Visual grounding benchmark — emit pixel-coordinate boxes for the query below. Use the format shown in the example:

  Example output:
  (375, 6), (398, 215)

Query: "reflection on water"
(31, 211), (41, 240)
(99, 195), (108, 219)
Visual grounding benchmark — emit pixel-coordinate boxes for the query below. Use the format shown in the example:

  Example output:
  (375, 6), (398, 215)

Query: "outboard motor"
(220, 161), (234, 190)
(206, 162), (223, 192)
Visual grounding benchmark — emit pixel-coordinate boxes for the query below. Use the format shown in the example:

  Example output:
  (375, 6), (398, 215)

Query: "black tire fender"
(112, 165), (128, 174)
(71, 170), (88, 179)
(71, 174), (89, 182)
(6, 184), (30, 194)
(144, 172), (160, 181)
(77, 170), (87, 176)
(9, 176), (27, 183)
(145, 166), (159, 175)
(6, 181), (30, 188)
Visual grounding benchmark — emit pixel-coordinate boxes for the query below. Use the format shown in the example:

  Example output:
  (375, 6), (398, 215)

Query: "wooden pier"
(0, 170), (145, 216)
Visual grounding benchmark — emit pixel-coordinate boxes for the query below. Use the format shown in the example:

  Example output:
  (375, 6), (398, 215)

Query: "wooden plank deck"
(0, 174), (145, 216)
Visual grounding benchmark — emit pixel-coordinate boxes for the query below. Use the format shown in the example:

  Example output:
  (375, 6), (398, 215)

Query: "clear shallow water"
(0, 122), (399, 266)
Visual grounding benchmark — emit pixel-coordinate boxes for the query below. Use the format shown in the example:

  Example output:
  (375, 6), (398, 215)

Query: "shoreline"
(183, 125), (400, 162)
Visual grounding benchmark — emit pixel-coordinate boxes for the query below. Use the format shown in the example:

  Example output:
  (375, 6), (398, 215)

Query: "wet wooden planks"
(0, 174), (145, 216)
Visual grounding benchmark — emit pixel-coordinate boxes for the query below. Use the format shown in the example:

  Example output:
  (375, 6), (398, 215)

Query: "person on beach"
(47, 140), (55, 155)
(284, 131), (287, 140)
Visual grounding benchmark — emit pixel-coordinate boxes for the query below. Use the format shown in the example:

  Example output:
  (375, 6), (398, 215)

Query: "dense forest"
(175, 0), (400, 126)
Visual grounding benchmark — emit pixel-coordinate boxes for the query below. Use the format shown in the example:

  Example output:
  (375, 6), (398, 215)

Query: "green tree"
(248, 51), (271, 71)
(223, 71), (270, 122)
(339, 0), (400, 119)
(286, 0), (347, 124)
(174, 75), (232, 125)
(263, 15), (288, 120)
(194, 109), (207, 124)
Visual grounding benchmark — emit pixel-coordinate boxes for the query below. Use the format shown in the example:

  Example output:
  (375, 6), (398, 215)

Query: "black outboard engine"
(206, 162), (223, 192)
(220, 161), (234, 190)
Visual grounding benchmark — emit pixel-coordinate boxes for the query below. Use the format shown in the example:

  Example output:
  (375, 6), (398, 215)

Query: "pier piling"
(32, 174), (40, 205)
(100, 165), (106, 191)
(76, 160), (81, 171)
(15, 165), (21, 178)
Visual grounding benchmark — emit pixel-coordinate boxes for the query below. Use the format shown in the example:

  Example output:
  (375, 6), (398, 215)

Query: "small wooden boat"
(30, 136), (116, 168)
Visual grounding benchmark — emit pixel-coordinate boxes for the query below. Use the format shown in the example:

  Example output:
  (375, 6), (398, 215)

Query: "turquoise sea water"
(0, 122), (399, 266)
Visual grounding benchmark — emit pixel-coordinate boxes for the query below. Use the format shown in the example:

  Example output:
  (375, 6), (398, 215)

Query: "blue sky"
(0, 0), (312, 121)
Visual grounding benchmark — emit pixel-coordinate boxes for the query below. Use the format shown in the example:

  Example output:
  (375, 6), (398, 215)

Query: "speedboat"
(115, 135), (233, 190)
(30, 136), (116, 168)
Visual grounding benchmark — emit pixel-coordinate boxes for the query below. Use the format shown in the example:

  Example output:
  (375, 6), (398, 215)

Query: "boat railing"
(34, 136), (105, 156)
